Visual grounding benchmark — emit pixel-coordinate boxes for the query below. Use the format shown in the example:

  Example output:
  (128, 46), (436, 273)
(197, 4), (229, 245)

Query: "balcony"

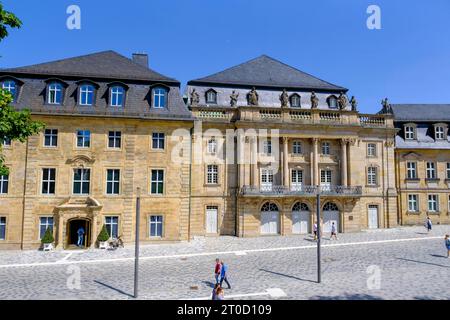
(240, 185), (363, 197)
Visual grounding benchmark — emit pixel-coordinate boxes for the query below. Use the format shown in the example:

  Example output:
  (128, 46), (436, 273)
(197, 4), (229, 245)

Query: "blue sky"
(1, 0), (450, 113)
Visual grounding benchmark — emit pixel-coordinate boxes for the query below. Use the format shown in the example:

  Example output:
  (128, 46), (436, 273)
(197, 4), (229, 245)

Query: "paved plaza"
(0, 225), (449, 300)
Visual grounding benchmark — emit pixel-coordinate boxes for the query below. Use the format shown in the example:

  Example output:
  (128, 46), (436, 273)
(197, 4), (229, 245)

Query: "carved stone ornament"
(310, 91), (319, 109)
(338, 92), (348, 110)
(280, 89), (289, 108)
(230, 90), (239, 107)
(66, 155), (96, 168)
(247, 87), (259, 106)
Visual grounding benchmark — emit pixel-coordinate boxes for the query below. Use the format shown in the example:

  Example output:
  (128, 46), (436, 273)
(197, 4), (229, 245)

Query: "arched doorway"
(66, 218), (91, 248)
(260, 202), (279, 235)
(322, 202), (340, 233)
(292, 202), (310, 234)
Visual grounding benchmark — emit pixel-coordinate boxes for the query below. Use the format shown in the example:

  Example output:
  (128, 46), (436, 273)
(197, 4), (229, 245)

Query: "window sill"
(205, 184), (221, 187)
(406, 211), (420, 215)
(365, 185), (380, 188)
(426, 211), (441, 215)
(405, 178), (420, 182)
(425, 178), (440, 182)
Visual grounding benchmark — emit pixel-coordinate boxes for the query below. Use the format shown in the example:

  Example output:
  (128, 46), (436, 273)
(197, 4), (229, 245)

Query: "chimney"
(132, 53), (149, 68)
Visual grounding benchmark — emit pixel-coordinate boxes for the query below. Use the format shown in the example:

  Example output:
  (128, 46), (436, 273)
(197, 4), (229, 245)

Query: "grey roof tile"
(392, 104), (450, 121)
(188, 55), (347, 91)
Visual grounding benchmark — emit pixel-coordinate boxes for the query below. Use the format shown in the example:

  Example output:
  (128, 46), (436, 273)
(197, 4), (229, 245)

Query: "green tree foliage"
(0, 3), (45, 175)
(97, 225), (110, 242)
(41, 227), (54, 244)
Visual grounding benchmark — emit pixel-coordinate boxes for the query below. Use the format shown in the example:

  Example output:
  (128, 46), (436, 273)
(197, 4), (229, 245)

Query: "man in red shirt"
(214, 258), (221, 284)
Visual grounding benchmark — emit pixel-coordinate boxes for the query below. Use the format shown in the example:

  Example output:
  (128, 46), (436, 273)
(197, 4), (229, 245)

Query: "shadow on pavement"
(397, 257), (450, 268)
(94, 280), (134, 298)
(259, 268), (317, 284)
(309, 293), (383, 300)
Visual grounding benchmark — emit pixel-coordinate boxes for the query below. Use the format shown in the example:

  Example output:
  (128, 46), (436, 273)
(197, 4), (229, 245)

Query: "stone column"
(56, 213), (64, 250)
(91, 212), (98, 249)
(283, 137), (289, 187)
(341, 139), (348, 186)
(238, 132), (245, 188)
(252, 136), (258, 186)
(312, 138), (319, 186)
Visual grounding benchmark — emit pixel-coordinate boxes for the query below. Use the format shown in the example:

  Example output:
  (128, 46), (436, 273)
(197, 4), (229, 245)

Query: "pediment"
(402, 151), (421, 159)
(66, 155), (96, 167)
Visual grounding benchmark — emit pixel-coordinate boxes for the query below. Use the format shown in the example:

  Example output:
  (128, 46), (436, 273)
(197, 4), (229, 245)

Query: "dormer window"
(152, 87), (167, 108)
(327, 95), (338, 109)
(290, 94), (301, 108)
(48, 82), (63, 105)
(2, 80), (17, 102)
(404, 125), (416, 140)
(435, 126), (445, 140)
(206, 89), (217, 104)
(110, 86), (125, 107)
(79, 84), (95, 106)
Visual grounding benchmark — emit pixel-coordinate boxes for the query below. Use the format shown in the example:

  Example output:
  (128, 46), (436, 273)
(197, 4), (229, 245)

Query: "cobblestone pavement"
(0, 225), (449, 300)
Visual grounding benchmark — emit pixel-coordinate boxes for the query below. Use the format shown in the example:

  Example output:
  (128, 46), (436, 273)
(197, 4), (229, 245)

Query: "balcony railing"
(240, 185), (363, 197)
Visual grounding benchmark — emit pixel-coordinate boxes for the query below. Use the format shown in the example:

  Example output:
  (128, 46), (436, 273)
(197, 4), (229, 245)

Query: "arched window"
(48, 82), (63, 105)
(290, 94), (301, 108)
(292, 202), (309, 212)
(2, 80), (17, 102)
(323, 202), (339, 211)
(79, 84), (95, 106)
(261, 202), (279, 212)
(110, 86), (125, 107)
(327, 95), (338, 109)
(152, 87), (167, 108)
(206, 89), (217, 104)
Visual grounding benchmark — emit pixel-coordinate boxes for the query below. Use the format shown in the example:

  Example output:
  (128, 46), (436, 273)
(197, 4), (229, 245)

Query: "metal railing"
(241, 185), (362, 196)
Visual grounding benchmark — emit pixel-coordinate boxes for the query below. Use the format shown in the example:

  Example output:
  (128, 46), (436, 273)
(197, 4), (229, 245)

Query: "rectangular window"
(105, 216), (119, 238)
(291, 169), (303, 191)
(106, 169), (120, 195)
(110, 87), (124, 107)
(263, 140), (272, 155)
(76, 130), (91, 148)
(408, 194), (418, 212)
(320, 170), (332, 185)
(207, 138), (217, 154)
(41, 168), (56, 195)
(367, 143), (376, 157)
(73, 168), (90, 195)
(447, 163), (450, 180)
(152, 133), (165, 150)
(405, 126), (415, 140)
(261, 169), (274, 191)
(426, 162), (436, 179)
(44, 129), (58, 147)
(292, 141), (302, 155)
(448, 195), (450, 212)
(108, 131), (121, 149)
(0, 217), (5, 240)
(407, 162), (417, 179)
(79, 85), (94, 106)
(322, 142), (330, 155)
(151, 170), (164, 195)
(149, 215), (163, 237)
(0, 174), (8, 194)
(207, 165), (219, 184)
(435, 126), (445, 140)
(39, 217), (54, 240)
(428, 194), (438, 212)
(367, 167), (377, 186)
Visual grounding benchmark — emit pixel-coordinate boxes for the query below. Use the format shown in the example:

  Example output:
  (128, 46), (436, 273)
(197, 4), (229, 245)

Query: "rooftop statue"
(381, 98), (393, 114)
(280, 89), (289, 108)
(247, 87), (259, 106)
(338, 92), (348, 110)
(230, 90), (239, 107)
(310, 91), (319, 109)
(190, 89), (200, 106)
(350, 96), (358, 112)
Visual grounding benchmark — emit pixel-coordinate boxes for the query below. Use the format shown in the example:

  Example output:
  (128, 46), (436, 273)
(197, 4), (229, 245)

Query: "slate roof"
(0, 50), (179, 84)
(188, 55), (347, 92)
(391, 104), (450, 122)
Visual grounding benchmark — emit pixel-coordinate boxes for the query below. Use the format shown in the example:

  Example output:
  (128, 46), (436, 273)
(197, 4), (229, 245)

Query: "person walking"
(445, 235), (450, 258)
(425, 216), (432, 232)
(313, 223), (318, 241)
(214, 258), (221, 284)
(330, 222), (338, 240)
(220, 260), (231, 289)
(212, 283), (220, 300)
(216, 286), (225, 300)
(77, 226), (85, 247)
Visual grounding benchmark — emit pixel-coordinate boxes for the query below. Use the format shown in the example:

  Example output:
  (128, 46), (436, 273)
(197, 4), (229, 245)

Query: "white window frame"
(73, 168), (90, 195)
(41, 168), (56, 195)
(39, 217), (54, 240)
(108, 131), (121, 149)
(152, 88), (166, 108)
(206, 90), (217, 104)
(261, 168), (274, 191)
(105, 216), (119, 239)
(291, 169), (303, 191)
(152, 132), (165, 150)
(263, 140), (272, 156)
(0, 217), (5, 240)
(322, 142), (330, 155)
(320, 169), (332, 186)
(44, 129), (58, 147)
(0, 174), (8, 194)
(367, 143), (376, 157)
(207, 138), (217, 155)
(435, 126), (445, 140)
(367, 166), (378, 186)
(150, 169), (164, 195)
(79, 85), (94, 106)
(292, 141), (302, 155)
(149, 215), (163, 237)
(48, 83), (62, 105)
(408, 194), (418, 212)
(405, 126), (415, 140)
(447, 163), (450, 180)
(426, 162), (436, 179)
(291, 94), (300, 108)
(110, 86), (124, 107)
(106, 169), (120, 195)
(2, 80), (16, 101)
(76, 130), (91, 148)
(207, 165), (219, 185)
(407, 162), (417, 179)
(427, 194), (439, 212)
